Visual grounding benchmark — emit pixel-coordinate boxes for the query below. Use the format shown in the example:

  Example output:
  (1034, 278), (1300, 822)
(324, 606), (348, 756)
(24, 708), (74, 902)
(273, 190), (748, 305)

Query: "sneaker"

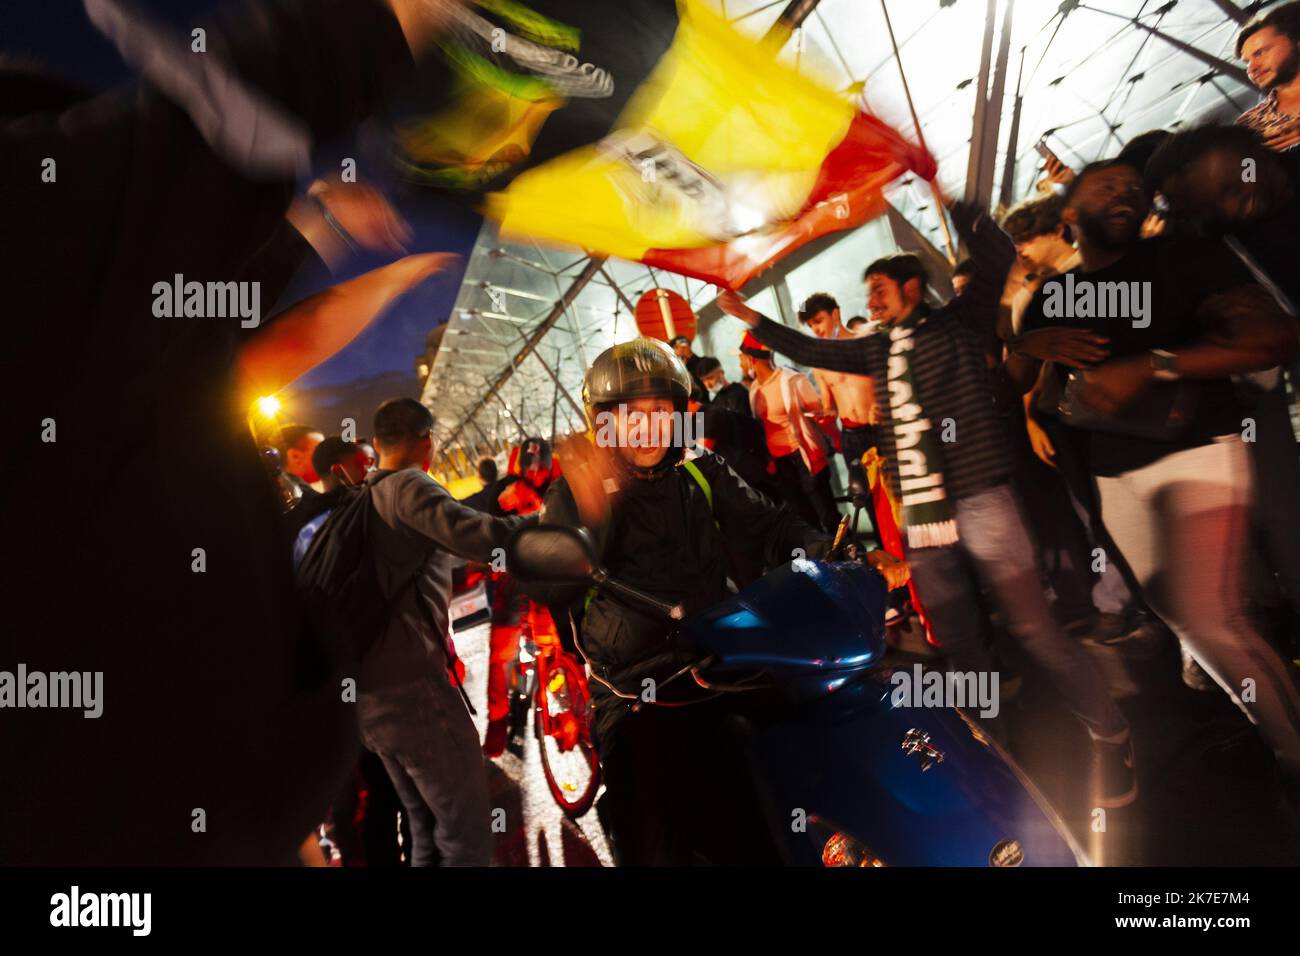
(482, 717), (509, 758)
(1092, 735), (1138, 809)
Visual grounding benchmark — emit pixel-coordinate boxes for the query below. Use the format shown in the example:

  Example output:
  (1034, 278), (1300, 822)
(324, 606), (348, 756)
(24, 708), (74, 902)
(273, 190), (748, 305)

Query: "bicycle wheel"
(535, 652), (601, 817)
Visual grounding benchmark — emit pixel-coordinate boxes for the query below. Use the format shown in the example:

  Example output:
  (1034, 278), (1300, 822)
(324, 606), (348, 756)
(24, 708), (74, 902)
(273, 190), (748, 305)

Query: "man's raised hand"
(555, 434), (616, 528)
(717, 289), (762, 328)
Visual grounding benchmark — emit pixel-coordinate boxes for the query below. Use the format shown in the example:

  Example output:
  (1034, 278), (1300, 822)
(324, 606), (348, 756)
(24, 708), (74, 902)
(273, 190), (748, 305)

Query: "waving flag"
(394, 0), (679, 193)
(484, 0), (934, 289)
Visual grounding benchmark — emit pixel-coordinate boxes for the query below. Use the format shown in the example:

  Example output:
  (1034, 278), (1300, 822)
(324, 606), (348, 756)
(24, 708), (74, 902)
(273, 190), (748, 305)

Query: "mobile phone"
(1034, 138), (1055, 162)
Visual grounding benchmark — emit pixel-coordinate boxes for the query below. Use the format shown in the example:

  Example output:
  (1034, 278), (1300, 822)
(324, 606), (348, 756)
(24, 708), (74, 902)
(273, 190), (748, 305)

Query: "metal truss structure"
(421, 0), (1273, 475)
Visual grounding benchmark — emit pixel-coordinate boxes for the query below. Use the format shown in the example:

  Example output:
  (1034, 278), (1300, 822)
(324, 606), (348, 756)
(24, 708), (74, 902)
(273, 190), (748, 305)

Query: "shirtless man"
(796, 294), (881, 515)
(740, 332), (841, 533)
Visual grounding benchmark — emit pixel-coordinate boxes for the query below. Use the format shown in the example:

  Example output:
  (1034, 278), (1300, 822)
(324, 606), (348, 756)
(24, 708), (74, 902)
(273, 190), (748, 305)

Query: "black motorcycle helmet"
(583, 338), (693, 422)
(583, 337), (694, 479)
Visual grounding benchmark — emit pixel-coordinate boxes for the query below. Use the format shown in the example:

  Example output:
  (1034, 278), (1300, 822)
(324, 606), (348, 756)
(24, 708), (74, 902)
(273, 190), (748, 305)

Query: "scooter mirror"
(506, 525), (599, 583)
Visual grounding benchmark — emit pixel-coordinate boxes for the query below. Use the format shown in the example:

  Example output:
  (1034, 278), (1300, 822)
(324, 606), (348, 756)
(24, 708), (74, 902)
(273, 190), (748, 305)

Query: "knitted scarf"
(887, 319), (958, 548)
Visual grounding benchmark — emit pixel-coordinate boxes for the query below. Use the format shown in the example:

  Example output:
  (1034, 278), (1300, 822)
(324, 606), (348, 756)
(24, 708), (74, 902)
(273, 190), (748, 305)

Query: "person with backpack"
(539, 338), (909, 865)
(289, 436), (372, 566)
(301, 397), (529, 866)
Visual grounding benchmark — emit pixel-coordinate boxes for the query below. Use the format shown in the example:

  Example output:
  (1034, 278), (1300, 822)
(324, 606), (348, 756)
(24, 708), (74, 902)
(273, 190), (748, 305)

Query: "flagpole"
(879, 0), (957, 265)
(763, 0), (822, 44)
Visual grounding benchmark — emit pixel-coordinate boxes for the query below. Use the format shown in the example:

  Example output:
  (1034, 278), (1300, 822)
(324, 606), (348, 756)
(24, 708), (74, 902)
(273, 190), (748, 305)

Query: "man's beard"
(1263, 47), (1300, 90)
(1075, 209), (1140, 252)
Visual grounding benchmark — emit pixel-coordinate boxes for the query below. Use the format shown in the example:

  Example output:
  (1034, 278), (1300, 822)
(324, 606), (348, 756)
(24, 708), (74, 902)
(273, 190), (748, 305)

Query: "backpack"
(295, 472), (412, 677)
(295, 473), (477, 711)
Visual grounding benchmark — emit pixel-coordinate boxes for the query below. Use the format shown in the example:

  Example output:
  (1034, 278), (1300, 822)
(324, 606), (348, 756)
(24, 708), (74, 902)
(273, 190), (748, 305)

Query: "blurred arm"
(236, 253), (456, 397)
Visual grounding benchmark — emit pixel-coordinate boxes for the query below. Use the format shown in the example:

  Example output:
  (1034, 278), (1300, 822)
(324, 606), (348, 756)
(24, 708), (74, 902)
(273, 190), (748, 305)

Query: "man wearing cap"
(671, 334), (711, 403)
(693, 355), (777, 503)
(694, 356), (749, 415)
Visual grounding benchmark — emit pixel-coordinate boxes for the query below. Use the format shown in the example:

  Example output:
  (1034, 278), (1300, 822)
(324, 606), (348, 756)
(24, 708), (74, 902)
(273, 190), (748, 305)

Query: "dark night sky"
(3, 0), (480, 421)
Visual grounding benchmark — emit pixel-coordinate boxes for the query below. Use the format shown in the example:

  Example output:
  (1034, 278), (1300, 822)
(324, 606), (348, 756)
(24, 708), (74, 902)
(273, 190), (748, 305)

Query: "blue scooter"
(507, 523), (1087, 867)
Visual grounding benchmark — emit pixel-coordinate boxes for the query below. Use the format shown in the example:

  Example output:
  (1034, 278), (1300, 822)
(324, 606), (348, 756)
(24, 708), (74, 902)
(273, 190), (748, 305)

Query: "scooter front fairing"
(681, 560), (1087, 867)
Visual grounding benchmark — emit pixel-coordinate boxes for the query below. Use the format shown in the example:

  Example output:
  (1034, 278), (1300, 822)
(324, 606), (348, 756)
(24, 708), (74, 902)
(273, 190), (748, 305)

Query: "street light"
(255, 394), (281, 419)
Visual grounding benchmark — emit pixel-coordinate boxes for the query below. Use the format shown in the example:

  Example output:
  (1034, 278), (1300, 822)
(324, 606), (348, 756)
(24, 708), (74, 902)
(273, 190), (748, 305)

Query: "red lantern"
(634, 288), (697, 344)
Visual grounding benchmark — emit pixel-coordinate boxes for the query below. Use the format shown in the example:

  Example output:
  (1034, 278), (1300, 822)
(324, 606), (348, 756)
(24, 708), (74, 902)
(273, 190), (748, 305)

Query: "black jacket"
(1, 0), (415, 864)
(711, 381), (751, 416)
(701, 392), (773, 496)
(538, 450), (829, 740)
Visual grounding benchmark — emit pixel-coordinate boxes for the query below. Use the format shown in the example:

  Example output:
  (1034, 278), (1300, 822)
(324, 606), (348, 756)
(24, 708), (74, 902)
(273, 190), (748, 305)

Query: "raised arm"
(945, 200), (1017, 336)
(388, 471), (528, 565)
(236, 253), (456, 397)
(718, 291), (880, 375)
(5, 0), (445, 325)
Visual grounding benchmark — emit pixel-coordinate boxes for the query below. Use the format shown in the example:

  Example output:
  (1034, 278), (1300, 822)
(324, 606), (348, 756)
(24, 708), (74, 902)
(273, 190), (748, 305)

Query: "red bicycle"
(505, 603), (601, 817)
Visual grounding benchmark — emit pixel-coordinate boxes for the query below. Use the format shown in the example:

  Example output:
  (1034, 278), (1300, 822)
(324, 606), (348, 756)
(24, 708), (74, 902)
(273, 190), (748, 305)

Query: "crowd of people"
(4, 0), (1299, 868)
(716, 2), (1300, 833)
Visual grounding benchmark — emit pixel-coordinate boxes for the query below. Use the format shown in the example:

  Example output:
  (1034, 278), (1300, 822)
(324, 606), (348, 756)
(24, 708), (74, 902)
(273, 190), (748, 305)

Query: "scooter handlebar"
(595, 572), (685, 621)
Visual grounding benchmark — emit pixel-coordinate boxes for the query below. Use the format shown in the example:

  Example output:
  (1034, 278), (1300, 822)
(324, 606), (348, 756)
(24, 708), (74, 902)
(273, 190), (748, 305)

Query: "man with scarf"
(719, 196), (1137, 809)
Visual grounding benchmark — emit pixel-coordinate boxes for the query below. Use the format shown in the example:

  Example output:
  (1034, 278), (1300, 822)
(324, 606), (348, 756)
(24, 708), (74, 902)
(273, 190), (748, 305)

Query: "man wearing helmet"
(538, 337), (908, 865)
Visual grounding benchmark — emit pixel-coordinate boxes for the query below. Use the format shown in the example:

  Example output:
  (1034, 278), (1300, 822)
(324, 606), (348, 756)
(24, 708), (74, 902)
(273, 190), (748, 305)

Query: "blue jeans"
(906, 483), (1128, 740)
(357, 675), (491, 866)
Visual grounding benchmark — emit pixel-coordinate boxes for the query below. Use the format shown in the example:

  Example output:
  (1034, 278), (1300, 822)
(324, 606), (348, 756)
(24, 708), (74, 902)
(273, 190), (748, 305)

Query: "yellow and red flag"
(485, 0), (934, 289)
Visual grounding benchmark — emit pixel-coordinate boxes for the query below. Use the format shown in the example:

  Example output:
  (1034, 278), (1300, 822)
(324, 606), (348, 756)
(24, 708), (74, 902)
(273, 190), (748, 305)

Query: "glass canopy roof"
(420, 0), (1268, 473)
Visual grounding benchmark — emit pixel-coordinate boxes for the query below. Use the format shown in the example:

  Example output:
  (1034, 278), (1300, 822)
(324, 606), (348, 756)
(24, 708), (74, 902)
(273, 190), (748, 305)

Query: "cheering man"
(719, 195), (1137, 808)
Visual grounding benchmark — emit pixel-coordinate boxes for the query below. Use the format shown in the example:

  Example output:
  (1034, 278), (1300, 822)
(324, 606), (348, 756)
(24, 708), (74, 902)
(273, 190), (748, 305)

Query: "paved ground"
(1007, 630), (1300, 866)
(453, 613), (1300, 867)
(454, 620), (612, 867)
